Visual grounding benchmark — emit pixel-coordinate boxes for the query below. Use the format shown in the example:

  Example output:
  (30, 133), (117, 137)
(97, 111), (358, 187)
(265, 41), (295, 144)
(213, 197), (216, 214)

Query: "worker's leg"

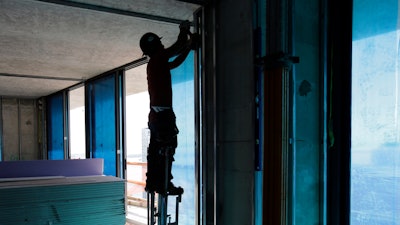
(164, 137), (183, 195)
(145, 137), (163, 193)
(146, 136), (183, 194)
(146, 110), (183, 195)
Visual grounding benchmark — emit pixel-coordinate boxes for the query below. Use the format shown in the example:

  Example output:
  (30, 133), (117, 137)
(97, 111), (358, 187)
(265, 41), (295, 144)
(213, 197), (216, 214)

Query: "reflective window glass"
(47, 93), (64, 160)
(352, 0), (400, 223)
(87, 74), (117, 176)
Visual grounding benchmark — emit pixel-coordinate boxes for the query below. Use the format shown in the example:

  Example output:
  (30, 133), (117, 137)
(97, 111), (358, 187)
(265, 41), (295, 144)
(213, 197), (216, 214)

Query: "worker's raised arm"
(165, 21), (192, 58)
(169, 46), (191, 69)
(168, 32), (201, 69)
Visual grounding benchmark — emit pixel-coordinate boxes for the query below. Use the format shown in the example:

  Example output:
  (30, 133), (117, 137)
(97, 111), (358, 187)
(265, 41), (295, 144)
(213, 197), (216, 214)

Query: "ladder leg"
(164, 147), (170, 195)
(158, 194), (168, 225)
(158, 147), (170, 225)
(166, 194), (181, 225)
(147, 192), (150, 225)
(147, 191), (156, 225)
(175, 195), (181, 225)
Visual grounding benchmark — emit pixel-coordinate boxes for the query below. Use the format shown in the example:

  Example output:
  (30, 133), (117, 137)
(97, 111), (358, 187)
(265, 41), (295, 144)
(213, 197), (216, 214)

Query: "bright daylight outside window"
(69, 86), (85, 159)
(351, 0), (400, 223)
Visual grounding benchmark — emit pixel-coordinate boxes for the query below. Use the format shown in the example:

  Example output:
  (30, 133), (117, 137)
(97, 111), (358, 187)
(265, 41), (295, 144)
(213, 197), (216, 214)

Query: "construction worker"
(139, 21), (199, 195)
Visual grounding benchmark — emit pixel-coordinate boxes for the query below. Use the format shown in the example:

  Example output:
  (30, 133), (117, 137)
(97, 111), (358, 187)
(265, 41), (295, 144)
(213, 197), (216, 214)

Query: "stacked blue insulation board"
(0, 159), (126, 225)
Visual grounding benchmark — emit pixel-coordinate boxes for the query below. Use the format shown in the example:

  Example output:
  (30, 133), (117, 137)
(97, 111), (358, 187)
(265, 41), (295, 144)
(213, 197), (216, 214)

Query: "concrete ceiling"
(0, 0), (202, 99)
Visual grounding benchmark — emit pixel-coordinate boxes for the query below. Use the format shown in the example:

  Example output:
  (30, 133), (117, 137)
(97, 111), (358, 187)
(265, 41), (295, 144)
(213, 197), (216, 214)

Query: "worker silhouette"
(140, 21), (199, 195)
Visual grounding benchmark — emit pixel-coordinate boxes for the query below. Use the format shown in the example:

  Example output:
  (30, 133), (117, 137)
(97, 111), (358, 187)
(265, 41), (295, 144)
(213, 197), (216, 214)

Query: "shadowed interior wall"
(214, 0), (255, 224)
(1, 98), (38, 161)
(292, 0), (324, 224)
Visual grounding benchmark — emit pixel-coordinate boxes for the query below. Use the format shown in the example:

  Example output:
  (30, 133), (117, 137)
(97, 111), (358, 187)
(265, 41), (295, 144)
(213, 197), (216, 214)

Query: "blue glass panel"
(352, 1), (400, 224)
(89, 75), (117, 176)
(353, 0), (398, 40)
(47, 93), (64, 160)
(170, 51), (195, 223)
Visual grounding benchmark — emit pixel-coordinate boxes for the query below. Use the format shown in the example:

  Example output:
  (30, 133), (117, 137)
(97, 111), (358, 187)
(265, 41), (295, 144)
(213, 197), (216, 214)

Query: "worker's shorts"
(148, 109), (179, 145)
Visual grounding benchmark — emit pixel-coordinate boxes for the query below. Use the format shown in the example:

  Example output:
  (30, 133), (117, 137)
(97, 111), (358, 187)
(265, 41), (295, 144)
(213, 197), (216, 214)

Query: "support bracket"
(257, 52), (300, 70)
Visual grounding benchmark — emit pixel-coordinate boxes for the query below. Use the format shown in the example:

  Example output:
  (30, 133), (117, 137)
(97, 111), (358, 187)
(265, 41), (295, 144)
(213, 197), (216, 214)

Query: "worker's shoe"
(167, 182), (184, 195)
(145, 181), (183, 195)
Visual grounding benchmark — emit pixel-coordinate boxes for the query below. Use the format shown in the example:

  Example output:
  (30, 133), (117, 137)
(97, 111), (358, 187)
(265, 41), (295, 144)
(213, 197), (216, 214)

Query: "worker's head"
(139, 32), (162, 57)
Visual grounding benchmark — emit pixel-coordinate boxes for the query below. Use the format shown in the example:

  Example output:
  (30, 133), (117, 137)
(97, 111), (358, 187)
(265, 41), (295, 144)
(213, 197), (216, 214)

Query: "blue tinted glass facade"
(170, 51), (195, 224)
(88, 74), (117, 176)
(47, 93), (64, 160)
(352, 0), (400, 223)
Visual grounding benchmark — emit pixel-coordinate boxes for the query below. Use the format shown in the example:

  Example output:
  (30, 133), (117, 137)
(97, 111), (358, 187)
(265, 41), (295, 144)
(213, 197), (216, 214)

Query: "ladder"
(147, 191), (182, 225)
(147, 147), (182, 225)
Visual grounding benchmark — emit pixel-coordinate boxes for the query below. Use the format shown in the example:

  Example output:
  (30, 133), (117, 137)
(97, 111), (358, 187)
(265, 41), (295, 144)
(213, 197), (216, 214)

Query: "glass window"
(125, 64), (149, 224)
(69, 86), (85, 159)
(352, 0), (400, 223)
(47, 93), (65, 160)
(170, 51), (195, 223)
(87, 74), (117, 176)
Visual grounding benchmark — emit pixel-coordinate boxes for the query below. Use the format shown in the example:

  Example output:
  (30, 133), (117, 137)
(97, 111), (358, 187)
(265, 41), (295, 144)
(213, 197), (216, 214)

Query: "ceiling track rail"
(176, 0), (208, 5)
(84, 57), (149, 83)
(0, 73), (83, 81)
(35, 0), (186, 24)
(123, 57), (149, 71)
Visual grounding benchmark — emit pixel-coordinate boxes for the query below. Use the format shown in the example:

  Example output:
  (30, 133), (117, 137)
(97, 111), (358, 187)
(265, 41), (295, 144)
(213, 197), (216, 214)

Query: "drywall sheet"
(0, 158), (104, 178)
(0, 176), (125, 225)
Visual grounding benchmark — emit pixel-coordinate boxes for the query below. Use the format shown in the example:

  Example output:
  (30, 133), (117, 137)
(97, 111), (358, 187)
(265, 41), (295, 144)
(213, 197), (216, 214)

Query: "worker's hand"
(179, 20), (191, 33)
(190, 33), (201, 50)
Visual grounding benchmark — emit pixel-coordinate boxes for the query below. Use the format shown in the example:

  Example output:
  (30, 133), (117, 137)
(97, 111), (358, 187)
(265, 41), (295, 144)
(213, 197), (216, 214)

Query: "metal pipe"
(0, 72), (83, 82)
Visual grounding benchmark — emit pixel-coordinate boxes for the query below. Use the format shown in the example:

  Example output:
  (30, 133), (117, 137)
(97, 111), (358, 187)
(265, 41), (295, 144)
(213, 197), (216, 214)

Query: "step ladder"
(147, 147), (182, 225)
(147, 191), (181, 225)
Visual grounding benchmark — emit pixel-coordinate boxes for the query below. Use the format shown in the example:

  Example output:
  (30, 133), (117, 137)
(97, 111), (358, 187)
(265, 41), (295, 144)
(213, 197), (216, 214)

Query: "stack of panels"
(0, 176), (125, 225)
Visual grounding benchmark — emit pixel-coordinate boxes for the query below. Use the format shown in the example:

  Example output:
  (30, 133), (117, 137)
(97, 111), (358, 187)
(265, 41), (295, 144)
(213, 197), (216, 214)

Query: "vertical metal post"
(193, 7), (203, 225)
(18, 99), (21, 160)
(263, 0), (294, 223)
(0, 97), (3, 161)
(147, 192), (150, 225)
(148, 191), (156, 225)
(115, 70), (127, 179)
(39, 97), (47, 160)
(63, 91), (69, 159)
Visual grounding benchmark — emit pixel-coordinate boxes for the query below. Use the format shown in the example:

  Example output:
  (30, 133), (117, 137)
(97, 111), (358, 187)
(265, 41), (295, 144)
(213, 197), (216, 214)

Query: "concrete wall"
(1, 98), (39, 161)
(212, 1), (256, 224)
